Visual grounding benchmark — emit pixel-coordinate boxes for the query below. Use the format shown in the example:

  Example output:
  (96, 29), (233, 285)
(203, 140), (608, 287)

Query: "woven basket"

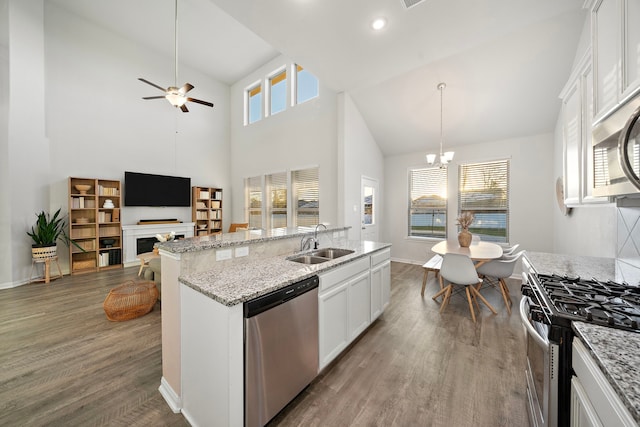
(32, 245), (57, 259)
(103, 280), (158, 322)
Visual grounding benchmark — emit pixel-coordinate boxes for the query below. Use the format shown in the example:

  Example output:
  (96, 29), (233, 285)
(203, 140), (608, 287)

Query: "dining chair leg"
(441, 286), (452, 312)
(432, 284), (449, 300)
(469, 286), (497, 314)
(465, 287), (477, 323)
(499, 278), (512, 314)
(421, 270), (428, 297)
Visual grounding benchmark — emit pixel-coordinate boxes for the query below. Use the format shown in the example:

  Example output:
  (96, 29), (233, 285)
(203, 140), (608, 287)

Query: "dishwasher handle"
(244, 275), (319, 318)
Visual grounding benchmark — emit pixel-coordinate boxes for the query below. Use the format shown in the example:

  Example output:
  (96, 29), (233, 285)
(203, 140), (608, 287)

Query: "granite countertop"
(524, 251), (615, 280)
(157, 225), (350, 254)
(572, 322), (640, 423)
(179, 240), (391, 307)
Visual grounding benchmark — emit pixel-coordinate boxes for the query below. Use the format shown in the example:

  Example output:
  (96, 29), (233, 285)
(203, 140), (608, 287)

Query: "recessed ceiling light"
(371, 18), (387, 31)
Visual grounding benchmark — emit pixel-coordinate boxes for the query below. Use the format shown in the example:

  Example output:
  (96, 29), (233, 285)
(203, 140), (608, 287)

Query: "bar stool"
(29, 256), (63, 284)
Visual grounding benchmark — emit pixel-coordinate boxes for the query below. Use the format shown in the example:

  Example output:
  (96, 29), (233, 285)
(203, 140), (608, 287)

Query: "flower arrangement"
(456, 212), (474, 230)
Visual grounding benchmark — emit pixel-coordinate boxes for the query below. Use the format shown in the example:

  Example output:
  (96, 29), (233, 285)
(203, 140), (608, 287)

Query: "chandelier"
(426, 82), (454, 167)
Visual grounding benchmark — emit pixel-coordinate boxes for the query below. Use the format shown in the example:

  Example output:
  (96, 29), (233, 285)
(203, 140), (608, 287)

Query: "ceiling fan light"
(166, 92), (187, 107)
(426, 153), (436, 164)
(443, 151), (455, 162)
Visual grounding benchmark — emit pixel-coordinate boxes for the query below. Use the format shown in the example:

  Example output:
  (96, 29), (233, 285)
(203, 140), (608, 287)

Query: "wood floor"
(0, 262), (528, 427)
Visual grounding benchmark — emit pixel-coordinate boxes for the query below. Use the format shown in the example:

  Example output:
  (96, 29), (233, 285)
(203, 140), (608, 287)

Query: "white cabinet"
(571, 376), (604, 427)
(318, 249), (391, 371)
(571, 339), (637, 427)
(370, 248), (391, 320)
(318, 281), (349, 369)
(318, 257), (370, 370)
(348, 271), (371, 340)
(592, 0), (640, 121)
(561, 51), (608, 206)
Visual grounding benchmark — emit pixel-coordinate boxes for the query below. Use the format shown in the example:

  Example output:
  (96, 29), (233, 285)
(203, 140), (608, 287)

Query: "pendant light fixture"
(426, 82), (454, 167)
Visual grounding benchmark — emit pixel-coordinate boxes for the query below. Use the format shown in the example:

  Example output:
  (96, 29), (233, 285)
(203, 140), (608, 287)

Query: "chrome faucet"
(313, 223), (327, 249)
(300, 235), (315, 252)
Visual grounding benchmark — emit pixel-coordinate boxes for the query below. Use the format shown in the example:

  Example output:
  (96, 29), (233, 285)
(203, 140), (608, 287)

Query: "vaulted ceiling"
(49, 0), (587, 155)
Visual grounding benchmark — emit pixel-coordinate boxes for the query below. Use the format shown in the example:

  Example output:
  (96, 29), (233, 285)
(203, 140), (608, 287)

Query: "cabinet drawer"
(370, 248), (390, 266)
(319, 257), (370, 293)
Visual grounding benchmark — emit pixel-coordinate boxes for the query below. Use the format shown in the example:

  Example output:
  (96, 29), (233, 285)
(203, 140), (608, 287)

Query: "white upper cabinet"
(561, 52), (607, 206)
(592, 0), (640, 122)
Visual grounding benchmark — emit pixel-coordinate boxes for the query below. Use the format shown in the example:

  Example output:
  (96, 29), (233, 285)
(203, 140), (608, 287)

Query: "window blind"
(293, 167), (319, 227)
(408, 167), (447, 238)
(246, 176), (262, 229)
(458, 159), (509, 242)
(267, 172), (287, 229)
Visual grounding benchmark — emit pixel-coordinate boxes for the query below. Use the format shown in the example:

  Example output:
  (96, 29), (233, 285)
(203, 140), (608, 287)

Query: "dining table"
(431, 240), (503, 268)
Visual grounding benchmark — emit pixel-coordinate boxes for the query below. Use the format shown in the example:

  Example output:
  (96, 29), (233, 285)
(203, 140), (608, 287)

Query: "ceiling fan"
(138, 0), (213, 113)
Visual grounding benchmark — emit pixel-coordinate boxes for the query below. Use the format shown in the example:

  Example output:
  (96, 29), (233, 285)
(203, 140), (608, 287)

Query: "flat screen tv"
(124, 171), (191, 207)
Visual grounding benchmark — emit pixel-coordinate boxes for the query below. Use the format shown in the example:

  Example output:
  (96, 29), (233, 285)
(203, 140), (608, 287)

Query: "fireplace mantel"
(122, 223), (195, 266)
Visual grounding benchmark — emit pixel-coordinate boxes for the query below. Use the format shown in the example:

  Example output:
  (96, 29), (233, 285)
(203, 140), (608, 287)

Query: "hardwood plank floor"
(0, 262), (527, 426)
(0, 267), (188, 427)
(271, 262), (528, 426)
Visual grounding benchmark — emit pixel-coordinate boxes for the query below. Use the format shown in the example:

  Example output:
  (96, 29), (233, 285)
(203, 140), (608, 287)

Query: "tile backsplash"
(616, 207), (640, 284)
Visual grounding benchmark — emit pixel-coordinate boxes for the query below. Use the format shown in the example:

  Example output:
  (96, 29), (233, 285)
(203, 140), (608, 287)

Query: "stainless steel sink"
(309, 248), (354, 259)
(287, 248), (355, 264)
(287, 255), (330, 264)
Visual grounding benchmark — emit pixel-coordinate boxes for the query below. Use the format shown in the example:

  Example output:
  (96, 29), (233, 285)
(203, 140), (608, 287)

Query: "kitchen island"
(154, 226), (391, 426)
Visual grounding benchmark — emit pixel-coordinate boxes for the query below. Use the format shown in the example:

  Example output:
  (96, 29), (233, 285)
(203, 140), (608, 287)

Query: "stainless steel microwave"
(592, 92), (640, 198)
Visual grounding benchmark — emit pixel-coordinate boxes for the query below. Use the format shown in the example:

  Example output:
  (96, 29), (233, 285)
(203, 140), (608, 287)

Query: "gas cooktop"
(535, 273), (640, 332)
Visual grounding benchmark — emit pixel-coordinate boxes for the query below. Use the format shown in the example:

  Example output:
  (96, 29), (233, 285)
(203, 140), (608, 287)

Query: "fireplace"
(122, 223), (195, 266)
(136, 235), (185, 255)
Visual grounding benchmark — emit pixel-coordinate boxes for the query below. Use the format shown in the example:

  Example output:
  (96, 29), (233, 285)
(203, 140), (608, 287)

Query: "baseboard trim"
(159, 377), (182, 413)
(0, 279), (29, 290)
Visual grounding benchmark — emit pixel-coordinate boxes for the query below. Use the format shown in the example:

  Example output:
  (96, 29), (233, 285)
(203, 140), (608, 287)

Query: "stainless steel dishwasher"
(244, 275), (319, 427)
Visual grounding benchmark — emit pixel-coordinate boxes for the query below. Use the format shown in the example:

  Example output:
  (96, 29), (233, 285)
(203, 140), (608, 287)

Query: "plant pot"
(458, 229), (472, 248)
(32, 244), (57, 259)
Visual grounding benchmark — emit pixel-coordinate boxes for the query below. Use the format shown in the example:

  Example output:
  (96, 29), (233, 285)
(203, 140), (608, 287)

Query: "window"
(294, 64), (319, 105)
(458, 160), (510, 243)
(246, 175), (263, 229)
(292, 167), (319, 227)
(268, 69), (287, 116)
(266, 172), (288, 229)
(409, 167), (447, 238)
(244, 168), (319, 229)
(246, 83), (262, 124)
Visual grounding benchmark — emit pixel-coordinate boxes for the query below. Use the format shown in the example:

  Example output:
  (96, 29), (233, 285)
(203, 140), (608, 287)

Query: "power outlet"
(216, 249), (232, 261)
(235, 246), (249, 257)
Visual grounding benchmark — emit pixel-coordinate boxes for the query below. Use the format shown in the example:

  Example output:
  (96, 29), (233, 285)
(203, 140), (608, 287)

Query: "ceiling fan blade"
(138, 78), (167, 92)
(142, 96), (166, 100)
(179, 83), (194, 94)
(187, 97), (214, 108)
(180, 104), (189, 113)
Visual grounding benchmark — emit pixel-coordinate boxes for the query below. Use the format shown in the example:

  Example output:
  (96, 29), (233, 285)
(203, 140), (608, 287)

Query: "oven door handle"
(519, 296), (549, 349)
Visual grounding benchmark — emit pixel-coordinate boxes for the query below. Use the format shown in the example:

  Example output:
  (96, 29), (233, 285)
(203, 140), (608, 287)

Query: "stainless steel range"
(520, 257), (640, 427)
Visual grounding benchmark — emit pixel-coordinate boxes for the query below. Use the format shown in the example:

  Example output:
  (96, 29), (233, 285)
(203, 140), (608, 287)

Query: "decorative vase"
(458, 229), (472, 248)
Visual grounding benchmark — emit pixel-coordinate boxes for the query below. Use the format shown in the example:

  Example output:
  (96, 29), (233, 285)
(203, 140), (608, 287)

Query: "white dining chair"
(432, 253), (497, 323)
(500, 243), (520, 258)
(475, 250), (525, 314)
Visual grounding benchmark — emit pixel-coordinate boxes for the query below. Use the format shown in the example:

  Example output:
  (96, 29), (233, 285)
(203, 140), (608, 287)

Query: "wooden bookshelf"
(192, 186), (223, 236)
(69, 177), (123, 274)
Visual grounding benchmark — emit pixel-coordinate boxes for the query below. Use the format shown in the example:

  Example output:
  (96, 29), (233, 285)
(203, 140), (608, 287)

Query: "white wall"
(0, 0), (11, 285)
(4, 1), (230, 286)
(229, 55), (338, 227)
(338, 93), (385, 241)
(384, 134), (555, 265)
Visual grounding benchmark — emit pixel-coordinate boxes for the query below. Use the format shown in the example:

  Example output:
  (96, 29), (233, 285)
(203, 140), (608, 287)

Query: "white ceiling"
(49, 0), (587, 156)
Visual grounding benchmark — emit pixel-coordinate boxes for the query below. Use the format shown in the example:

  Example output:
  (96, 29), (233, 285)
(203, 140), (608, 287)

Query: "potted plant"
(27, 208), (79, 259)
(456, 211), (475, 248)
